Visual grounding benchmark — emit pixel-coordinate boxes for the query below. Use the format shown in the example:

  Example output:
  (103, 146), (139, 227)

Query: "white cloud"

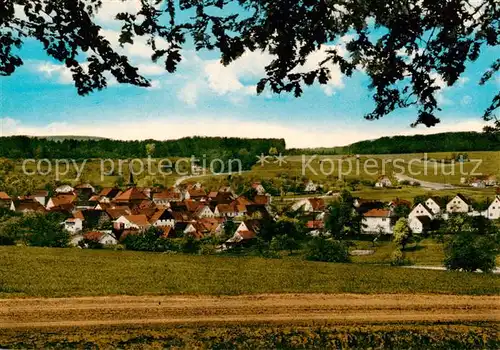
(0, 117), (490, 148)
(37, 62), (74, 84)
(177, 81), (201, 106)
(91, 0), (143, 23)
(461, 95), (473, 105)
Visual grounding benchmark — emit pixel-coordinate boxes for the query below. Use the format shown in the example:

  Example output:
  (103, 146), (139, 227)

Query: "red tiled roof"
(308, 198), (325, 211)
(238, 230), (256, 240)
(0, 192), (11, 200)
(50, 194), (76, 207)
(306, 220), (324, 229)
(114, 187), (148, 202)
(254, 195), (270, 205)
(124, 214), (150, 226)
(73, 210), (85, 220)
(363, 209), (391, 218)
(83, 231), (104, 241)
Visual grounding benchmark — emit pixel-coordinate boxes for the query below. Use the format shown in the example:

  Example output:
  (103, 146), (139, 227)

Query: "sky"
(1, 1), (499, 148)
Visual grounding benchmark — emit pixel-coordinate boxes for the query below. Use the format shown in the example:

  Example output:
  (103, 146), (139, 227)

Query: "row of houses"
(361, 194), (500, 234)
(0, 182), (274, 247)
(287, 194), (500, 236)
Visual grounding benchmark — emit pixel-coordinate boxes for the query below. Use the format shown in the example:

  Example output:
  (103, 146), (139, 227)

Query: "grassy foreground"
(1, 323), (498, 349)
(1, 247), (499, 297)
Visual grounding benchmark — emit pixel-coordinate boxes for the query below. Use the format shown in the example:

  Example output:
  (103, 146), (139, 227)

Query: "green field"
(2, 323), (498, 349)
(0, 246), (498, 298)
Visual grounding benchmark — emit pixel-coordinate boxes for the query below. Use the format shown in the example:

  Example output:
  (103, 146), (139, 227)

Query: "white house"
(362, 209), (393, 234)
(114, 214), (150, 230)
(304, 180), (318, 192)
(290, 198), (325, 213)
(374, 176), (392, 188)
(408, 216), (431, 234)
(194, 205), (215, 219)
(226, 220), (260, 244)
(446, 194), (471, 214)
(55, 185), (74, 194)
(63, 218), (83, 234)
(149, 209), (176, 227)
(251, 182), (266, 195)
(424, 197), (442, 215)
(486, 196), (500, 220)
(409, 203), (434, 220)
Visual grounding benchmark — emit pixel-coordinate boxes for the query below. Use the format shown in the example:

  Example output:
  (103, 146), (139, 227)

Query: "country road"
(1, 294), (498, 329)
(174, 171), (251, 187)
(394, 173), (456, 190)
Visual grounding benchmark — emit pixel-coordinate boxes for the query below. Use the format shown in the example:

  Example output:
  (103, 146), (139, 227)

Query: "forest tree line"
(0, 136), (286, 170)
(288, 132), (500, 155)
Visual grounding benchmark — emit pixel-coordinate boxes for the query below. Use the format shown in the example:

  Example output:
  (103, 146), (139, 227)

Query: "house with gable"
(446, 194), (471, 214)
(409, 203), (434, 220)
(63, 217), (84, 234)
(227, 219), (261, 244)
(424, 197), (443, 215)
(290, 198), (325, 213)
(409, 216), (432, 234)
(10, 199), (46, 214)
(46, 193), (77, 211)
(149, 208), (176, 227)
(486, 195), (500, 220)
(113, 187), (149, 205)
(0, 192), (11, 208)
(303, 180), (318, 193)
(251, 182), (266, 195)
(362, 209), (393, 234)
(54, 184), (74, 194)
(374, 176), (393, 188)
(114, 214), (151, 231)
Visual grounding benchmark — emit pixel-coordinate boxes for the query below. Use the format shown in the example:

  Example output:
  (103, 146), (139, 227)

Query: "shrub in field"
(306, 237), (350, 263)
(180, 235), (201, 254)
(390, 249), (413, 266)
(393, 218), (412, 250)
(444, 233), (497, 273)
(270, 234), (300, 254)
(122, 227), (171, 252)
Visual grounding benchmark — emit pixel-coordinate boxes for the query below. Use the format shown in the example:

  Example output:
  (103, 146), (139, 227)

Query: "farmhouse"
(362, 209), (393, 234)
(54, 185), (74, 194)
(63, 218), (84, 234)
(149, 208), (175, 227)
(374, 176), (392, 188)
(487, 196), (500, 220)
(408, 216), (432, 234)
(446, 194), (471, 213)
(46, 193), (77, 210)
(409, 203), (434, 220)
(227, 220), (261, 244)
(290, 198), (325, 213)
(424, 197), (442, 215)
(114, 214), (150, 230)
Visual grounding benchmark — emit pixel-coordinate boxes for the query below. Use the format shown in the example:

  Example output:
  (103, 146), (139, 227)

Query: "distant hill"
(288, 132), (500, 155)
(37, 135), (108, 142)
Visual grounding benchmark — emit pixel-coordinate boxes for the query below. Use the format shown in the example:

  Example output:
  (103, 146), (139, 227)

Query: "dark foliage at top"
(0, 135), (286, 161)
(1, 0), (499, 129)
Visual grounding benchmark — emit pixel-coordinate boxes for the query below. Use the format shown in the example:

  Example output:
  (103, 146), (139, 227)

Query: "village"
(1, 169), (499, 249)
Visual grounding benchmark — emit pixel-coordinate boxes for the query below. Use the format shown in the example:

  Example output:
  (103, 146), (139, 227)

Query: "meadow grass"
(0, 246), (498, 298)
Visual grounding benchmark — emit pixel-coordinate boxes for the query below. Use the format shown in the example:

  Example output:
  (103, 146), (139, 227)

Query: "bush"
(23, 213), (69, 248)
(0, 234), (15, 246)
(180, 235), (201, 254)
(306, 237), (350, 263)
(444, 233), (497, 273)
(390, 249), (413, 266)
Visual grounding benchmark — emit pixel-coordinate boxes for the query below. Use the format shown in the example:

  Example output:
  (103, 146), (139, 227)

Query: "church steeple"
(127, 165), (135, 187)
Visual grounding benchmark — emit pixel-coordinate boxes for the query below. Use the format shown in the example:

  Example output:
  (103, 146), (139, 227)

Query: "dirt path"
(1, 294), (498, 329)
(394, 173), (456, 190)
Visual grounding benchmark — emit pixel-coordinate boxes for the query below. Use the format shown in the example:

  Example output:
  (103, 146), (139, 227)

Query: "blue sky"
(1, 1), (499, 148)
